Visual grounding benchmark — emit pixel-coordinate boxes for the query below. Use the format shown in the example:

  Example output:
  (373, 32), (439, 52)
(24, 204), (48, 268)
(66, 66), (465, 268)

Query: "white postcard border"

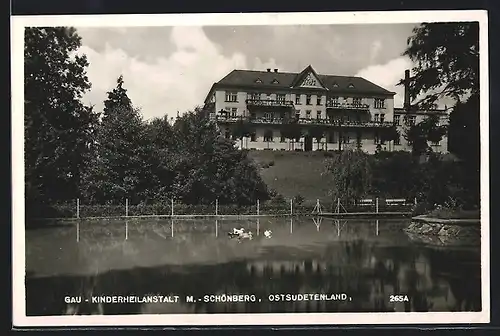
(11, 10), (490, 327)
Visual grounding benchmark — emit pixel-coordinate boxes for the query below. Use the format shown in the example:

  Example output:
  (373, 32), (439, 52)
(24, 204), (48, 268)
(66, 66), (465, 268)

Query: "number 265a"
(389, 295), (409, 302)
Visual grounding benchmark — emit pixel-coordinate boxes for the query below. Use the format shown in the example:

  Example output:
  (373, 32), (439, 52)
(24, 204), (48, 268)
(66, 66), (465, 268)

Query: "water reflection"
(25, 217), (481, 315)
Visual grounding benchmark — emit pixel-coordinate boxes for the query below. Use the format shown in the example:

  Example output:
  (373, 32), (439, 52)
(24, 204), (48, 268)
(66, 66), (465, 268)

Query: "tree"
(401, 22), (478, 110)
(24, 27), (98, 209)
(281, 120), (302, 150)
(400, 22), (479, 164)
(263, 129), (274, 149)
(170, 108), (269, 204)
(325, 149), (372, 204)
(83, 76), (148, 203)
(380, 125), (400, 151)
(232, 117), (253, 149)
(403, 115), (447, 157)
(309, 125), (325, 150)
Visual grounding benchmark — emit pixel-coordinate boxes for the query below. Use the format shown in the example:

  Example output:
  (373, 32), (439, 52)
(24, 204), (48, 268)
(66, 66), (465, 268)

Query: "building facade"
(203, 65), (448, 154)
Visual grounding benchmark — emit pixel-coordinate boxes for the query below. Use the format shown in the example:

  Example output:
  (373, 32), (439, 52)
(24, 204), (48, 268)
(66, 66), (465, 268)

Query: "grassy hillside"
(247, 150), (334, 204)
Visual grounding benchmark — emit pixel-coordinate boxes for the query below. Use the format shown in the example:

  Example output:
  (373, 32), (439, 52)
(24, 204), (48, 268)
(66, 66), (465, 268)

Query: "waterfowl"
(239, 231), (253, 240)
(264, 230), (272, 238)
(233, 228), (245, 235)
(228, 227), (245, 238)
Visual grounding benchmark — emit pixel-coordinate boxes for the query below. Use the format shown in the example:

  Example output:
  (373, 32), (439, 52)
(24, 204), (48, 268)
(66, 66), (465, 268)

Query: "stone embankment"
(404, 215), (480, 246)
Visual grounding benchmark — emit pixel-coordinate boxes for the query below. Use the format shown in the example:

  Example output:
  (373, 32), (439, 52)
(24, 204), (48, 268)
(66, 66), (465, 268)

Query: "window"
(280, 132), (286, 143)
(255, 78), (262, 84)
(407, 115), (416, 125)
(317, 96), (322, 105)
(394, 115), (401, 125)
(431, 140), (440, 146)
(348, 83), (355, 89)
(266, 93), (272, 100)
(394, 136), (401, 145)
(353, 97), (362, 106)
(264, 112), (273, 120)
(306, 95), (312, 105)
(248, 92), (260, 101)
(374, 98), (386, 109)
(225, 129), (231, 139)
(316, 111), (322, 119)
(277, 93), (286, 102)
(380, 113), (385, 123)
(306, 110), (311, 119)
(250, 131), (256, 142)
(225, 91), (238, 102)
(231, 108), (237, 117)
(264, 130), (274, 142)
(328, 96), (339, 106)
(272, 79), (279, 84)
(295, 112), (301, 120)
(374, 113), (379, 122)
(295, 94), (301, 105)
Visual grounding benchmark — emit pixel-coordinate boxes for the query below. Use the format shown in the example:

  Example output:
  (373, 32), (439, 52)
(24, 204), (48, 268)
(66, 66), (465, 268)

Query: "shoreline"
(411, 214), (480, 226)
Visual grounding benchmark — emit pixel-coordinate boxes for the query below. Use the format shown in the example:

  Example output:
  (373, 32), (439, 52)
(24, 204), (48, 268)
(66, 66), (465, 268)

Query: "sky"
(76, 23), (420, 121)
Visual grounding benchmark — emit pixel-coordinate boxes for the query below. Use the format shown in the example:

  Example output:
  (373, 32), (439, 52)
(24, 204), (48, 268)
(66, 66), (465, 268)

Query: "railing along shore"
(28, 197), (416, 221)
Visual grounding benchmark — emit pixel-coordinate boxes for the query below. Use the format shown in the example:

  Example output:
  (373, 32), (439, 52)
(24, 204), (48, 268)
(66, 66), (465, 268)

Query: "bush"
(293, 194), (305, 206)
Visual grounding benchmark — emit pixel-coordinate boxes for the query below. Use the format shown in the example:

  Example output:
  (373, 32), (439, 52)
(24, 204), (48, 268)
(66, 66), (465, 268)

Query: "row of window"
(221, 109), (439, 128)
(224, 128), (442, 146)
(222, 108), (387, 122)
(225, 91), (386, 108)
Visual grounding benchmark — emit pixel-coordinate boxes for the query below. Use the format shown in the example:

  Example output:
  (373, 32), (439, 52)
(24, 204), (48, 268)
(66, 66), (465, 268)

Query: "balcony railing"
(326, 102), (370, 110)
(246, 99), (295, 108)
(215, 115), (393, 128)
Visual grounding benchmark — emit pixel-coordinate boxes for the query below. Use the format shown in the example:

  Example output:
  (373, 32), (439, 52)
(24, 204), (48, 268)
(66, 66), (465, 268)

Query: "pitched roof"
(211, 66), (395, 96)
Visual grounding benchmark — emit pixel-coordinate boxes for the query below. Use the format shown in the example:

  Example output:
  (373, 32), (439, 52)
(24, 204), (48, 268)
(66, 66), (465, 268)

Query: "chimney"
(404, 69), (410, 111)
(266, 68), (271, 72)
(274, 68), (278, 73)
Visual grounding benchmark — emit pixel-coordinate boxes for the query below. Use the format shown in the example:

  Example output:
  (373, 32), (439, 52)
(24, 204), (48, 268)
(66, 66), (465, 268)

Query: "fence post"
(125, 198), (129, 217)
(215, 199), (218, 216)
(76, 198), (80, 219)
(171, 199), (174, 217)
(376, 197), (379, 213)
(257, 199), (260, 215)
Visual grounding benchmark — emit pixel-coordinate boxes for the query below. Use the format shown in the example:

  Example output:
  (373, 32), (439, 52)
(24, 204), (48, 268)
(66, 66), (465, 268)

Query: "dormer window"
(348, 83), (355, 89)
(255, 78), (263, 84)
(332, 83), (339, 88)
(272, 79), (279, 84)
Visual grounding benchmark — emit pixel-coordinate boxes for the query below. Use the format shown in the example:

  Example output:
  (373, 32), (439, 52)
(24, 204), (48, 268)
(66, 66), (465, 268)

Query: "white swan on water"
(264, 230), (272, 238)
(233, 228), (245, 235)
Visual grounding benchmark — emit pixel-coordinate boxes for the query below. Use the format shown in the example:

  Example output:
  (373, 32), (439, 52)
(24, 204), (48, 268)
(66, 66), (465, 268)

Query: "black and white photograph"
(12, 10), (489, 326)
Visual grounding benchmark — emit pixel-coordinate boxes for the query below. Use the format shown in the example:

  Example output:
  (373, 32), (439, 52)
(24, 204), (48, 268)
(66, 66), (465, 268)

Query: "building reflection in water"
(25, 216), (481, 315)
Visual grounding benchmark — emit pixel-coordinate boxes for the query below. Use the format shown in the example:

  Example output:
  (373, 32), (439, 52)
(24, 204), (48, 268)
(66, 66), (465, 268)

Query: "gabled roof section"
(211, 67), (396, 96)
(290, 65), (328, 90)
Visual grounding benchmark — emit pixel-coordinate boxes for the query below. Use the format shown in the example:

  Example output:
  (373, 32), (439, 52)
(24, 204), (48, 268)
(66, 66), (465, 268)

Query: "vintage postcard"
(12, 10), (489, 327)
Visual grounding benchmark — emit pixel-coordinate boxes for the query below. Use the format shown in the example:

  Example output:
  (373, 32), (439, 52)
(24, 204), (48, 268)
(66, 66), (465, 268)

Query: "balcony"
(215, 115), (393, 128)
(326, 101), (370, 111)
(246, 99), (295, 108)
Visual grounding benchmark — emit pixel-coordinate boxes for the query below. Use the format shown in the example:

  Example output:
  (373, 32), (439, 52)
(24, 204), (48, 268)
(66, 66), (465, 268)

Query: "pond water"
(25, 216), (482, 315)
